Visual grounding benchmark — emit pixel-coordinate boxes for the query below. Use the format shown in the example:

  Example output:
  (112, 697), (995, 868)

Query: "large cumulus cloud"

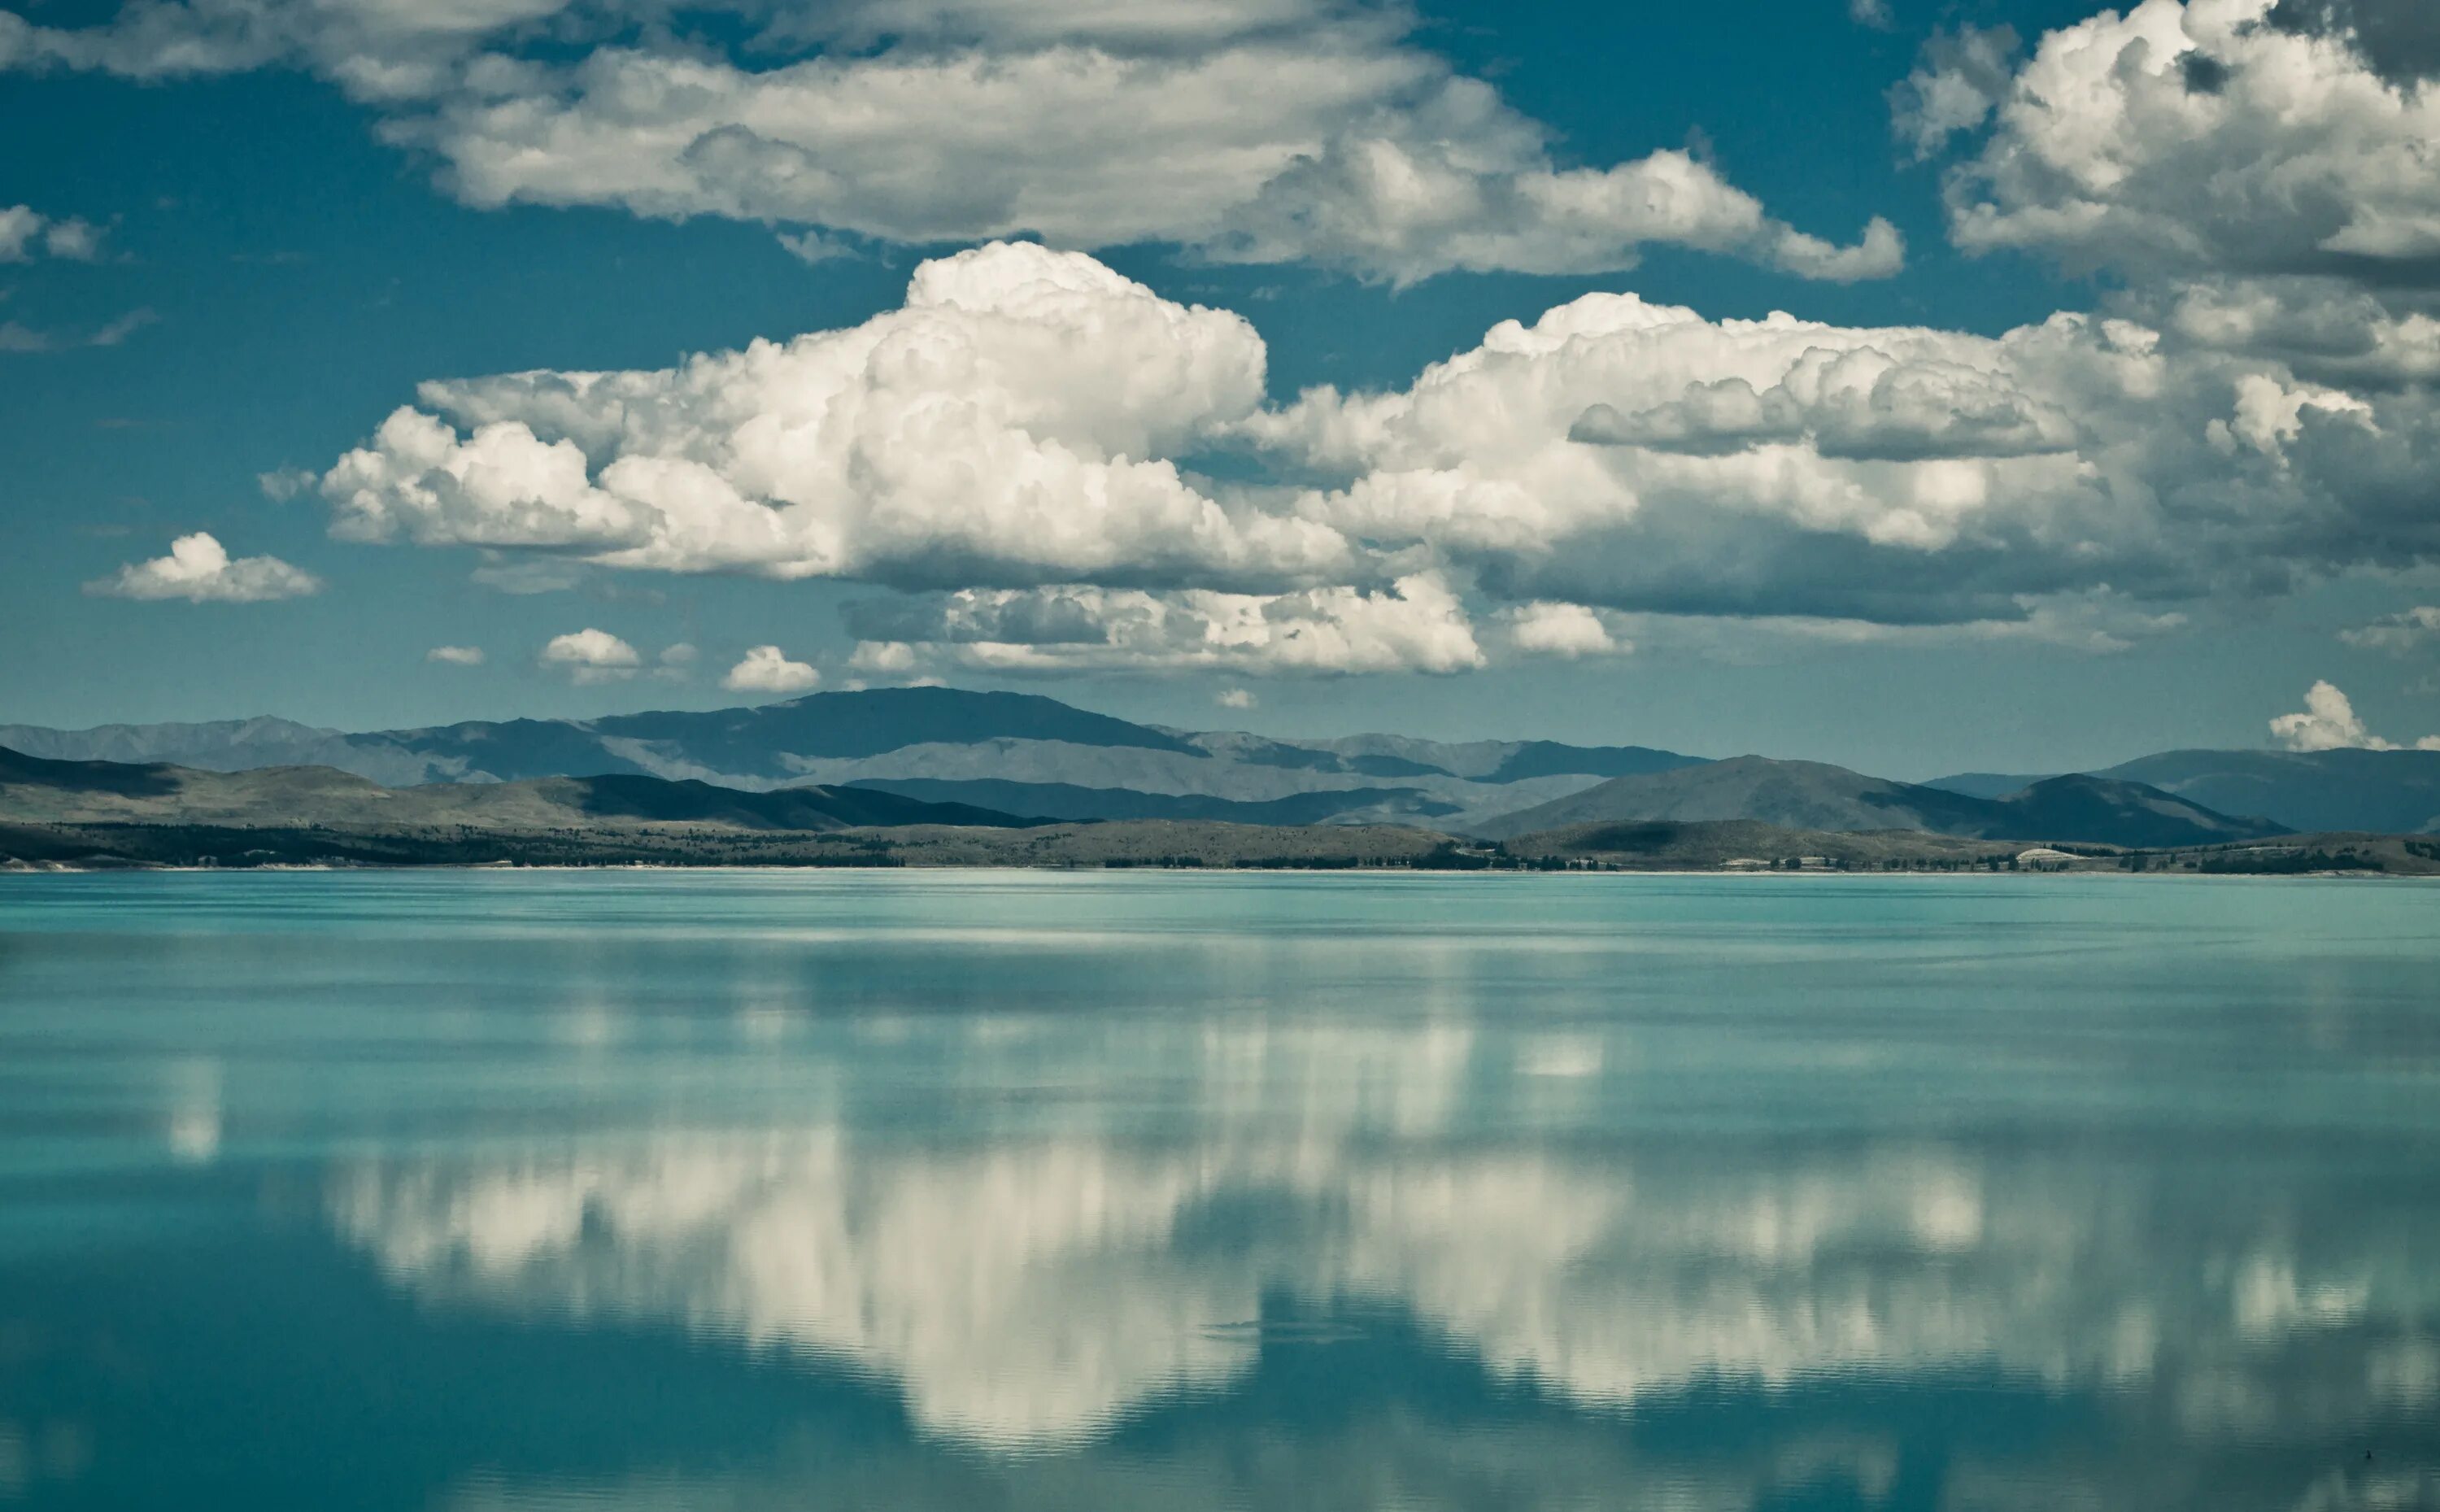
(1247, 290), (2413, 625)
(1911, 0), (2440, 424)
(1928, 0), (2440, 281)
(312, 233), (2440, 669)
(321, 242), (1348, 590)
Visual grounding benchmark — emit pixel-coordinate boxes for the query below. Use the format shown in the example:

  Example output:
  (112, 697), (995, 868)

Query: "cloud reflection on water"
(325, 1017), (2440, 1489)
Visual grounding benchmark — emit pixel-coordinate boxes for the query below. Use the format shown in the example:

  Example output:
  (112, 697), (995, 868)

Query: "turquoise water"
(2, 870), (2438, 1510)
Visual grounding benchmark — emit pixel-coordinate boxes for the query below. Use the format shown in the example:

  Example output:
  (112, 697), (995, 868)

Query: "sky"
(5, 0), (2440, 778)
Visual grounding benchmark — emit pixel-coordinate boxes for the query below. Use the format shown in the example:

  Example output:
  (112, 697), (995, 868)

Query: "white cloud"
(1216, 686), (1256, 709)
(1937, 0), (2440, 285)
(2, 2), (1896, 285)
(89, 307), (159, 347)
(1914, 0), (2440, 400)
(0, 203), (103, 262)
(411, 40), (1896, 285)
(320, 242), (1344, 590)
(1502, 602), (1622, 659)
(85, 531), (322, 602)
(851, 573), (1484, 677)
(310, 235), (2440, 662)
(775, 229), (859, 267)
(1848, 0), (1893, 30)
(0, 306), (158, 354)
(258, 466), (319, 501)
(849, 639), (921, 677)
(1889, 25), (2020, 159)
(538, 627), (641, 682)
(1247, 288), (2383, 625)
(2342, 605), (2440, 653)
(2268, 679), (2440, 751)
(425, 643), (486, 664)
(1206, 117), (1903, 285)
(721, 644), (821, 695)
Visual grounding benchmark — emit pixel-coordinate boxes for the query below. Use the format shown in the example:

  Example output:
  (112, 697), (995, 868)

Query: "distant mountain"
(0, 744), (1035, 833)
(1925, 771), (2046, 801)
(10, 743), (2412, 875)
(1470, 756), (2287, 848)
(1480, 740), (1706, 783)
(0, 716), (372, 772)
(1927, 748), (2440, 834)
(15, 691), (2435, 839)
(0, 687), (1701, 827)
(1995, 773), (2287, 849)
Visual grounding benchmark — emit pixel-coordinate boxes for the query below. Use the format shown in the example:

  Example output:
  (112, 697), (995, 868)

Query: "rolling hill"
(1928, 749), (2440, 835)
(0, 744), (1036, 833)
(1468, 757), (2288, 848)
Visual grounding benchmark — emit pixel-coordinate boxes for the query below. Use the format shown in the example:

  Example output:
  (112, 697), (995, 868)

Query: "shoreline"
(4, 860), (2418, 880)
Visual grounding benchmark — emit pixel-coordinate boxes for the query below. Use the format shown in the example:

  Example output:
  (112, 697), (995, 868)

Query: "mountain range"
(0, 744), (1039, 833)
(5, 686), (2436, 840)
(0, 688), (1704, 834)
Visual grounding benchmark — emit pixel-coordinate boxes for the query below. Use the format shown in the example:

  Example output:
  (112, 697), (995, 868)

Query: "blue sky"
(4, 0), (2438, 776)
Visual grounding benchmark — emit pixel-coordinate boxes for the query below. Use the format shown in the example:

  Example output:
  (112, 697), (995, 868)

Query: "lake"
(2, 870), (2437, 1510)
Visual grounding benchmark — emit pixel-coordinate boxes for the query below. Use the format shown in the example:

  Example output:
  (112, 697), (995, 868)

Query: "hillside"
(1993, 773), (2288, 849)
(0, 745), (1035, 833)
(1470, 757), (2287, 848)
(1927, 748), (2440, 834)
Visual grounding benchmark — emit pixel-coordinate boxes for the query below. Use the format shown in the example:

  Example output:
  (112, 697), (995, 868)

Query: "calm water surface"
(2, 870), (2438, 1510)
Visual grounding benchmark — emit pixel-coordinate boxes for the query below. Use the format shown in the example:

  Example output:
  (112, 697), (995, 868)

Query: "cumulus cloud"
(843, 573), (1484, 677)
(849, 639), (921, 677)
(1936, 0), (2440, 280)
(2342, 605), (2440, 652)
(1216, 686), (1256, 709)
(1501, 602), (1622, 659)
(1245, 286), (2407, 625)
(1, 1), (1895, 285)
(85, 531), (322, 602)
(721, 644), (821, 695)
(320, 242), (1344, 590)
(425, 643), (486, 664)
(1569, 345), (2074, 462)
(2264, 0), (2440, 86)
(538, 627), (640, 682)
(2269, 680), (2440, 751)
(0, 203), (103, 262)
(307, 232), (2440, 669)
(1911, 0), (2440, 404)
